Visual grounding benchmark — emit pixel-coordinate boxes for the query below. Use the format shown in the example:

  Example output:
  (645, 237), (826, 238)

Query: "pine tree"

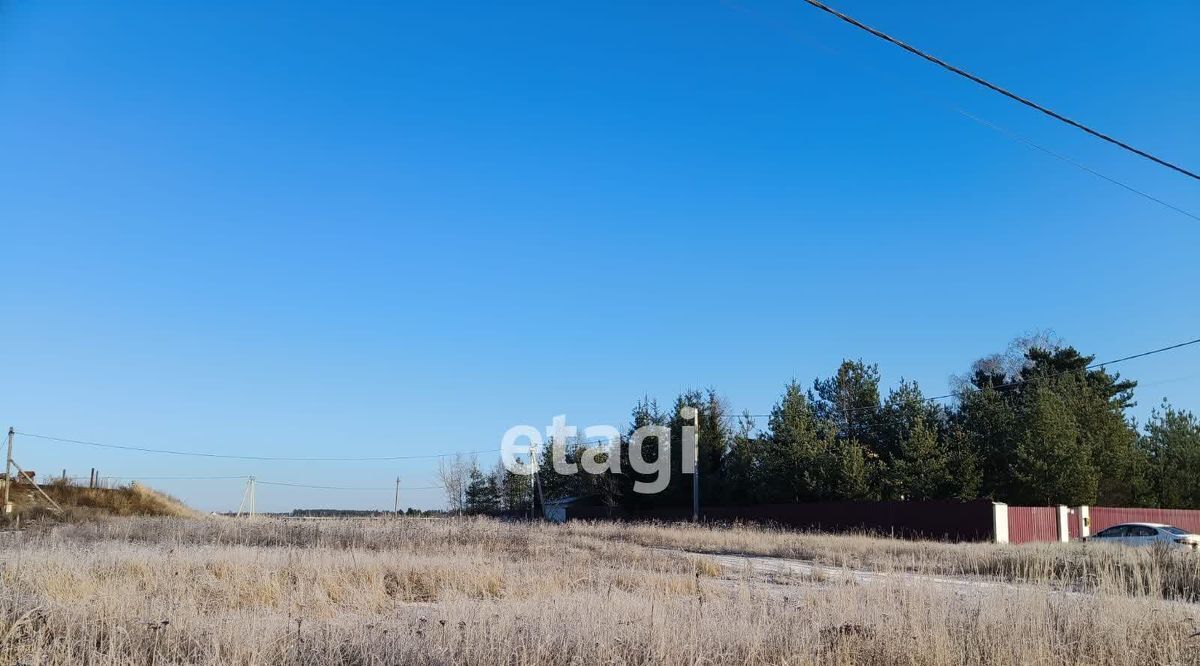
(940, 423), (982, 501)
(1015, 385), (1096, 505)
(1021, 348), (1142, 505)
(494, 462), (532, 514)
(956, 381), (1020, 501)
(876, 380), (960, 500)
(956, 339), (1143, 505)
(616, 396), (668, 511)
(464, 466), (500, 514)
(810, 360), (881, 451)
(537, 435), (576, 501)
(1141, 401), (1200, 508)
(667, 389), (731, 505)
(823, 436), (872, 500)
(723, 412), (766, 504)
(762, 381), (828, 501)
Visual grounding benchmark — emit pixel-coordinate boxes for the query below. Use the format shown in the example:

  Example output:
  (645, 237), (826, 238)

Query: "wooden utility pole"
(11, 459), (62, 514)
(3, 427), (13, 515)
(394, 476), (401, 517)
(0, 428), (64, 516)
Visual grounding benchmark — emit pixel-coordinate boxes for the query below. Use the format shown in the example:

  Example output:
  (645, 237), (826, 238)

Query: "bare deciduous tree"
(437, 453), (474, 515)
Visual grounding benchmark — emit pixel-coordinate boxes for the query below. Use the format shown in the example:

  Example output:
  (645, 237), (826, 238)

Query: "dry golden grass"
(560, 520), (1200, 601)
(2, 517), (1200, 664)
(3, 478), (199, 522)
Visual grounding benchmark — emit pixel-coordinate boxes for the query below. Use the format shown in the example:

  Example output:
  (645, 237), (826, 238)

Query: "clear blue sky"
(2, 1), (1197, 512)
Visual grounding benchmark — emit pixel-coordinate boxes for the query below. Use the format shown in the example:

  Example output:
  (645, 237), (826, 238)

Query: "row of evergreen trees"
(458, 335), (1200, 513)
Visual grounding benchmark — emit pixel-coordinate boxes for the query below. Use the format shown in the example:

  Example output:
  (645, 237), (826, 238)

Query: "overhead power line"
(14, 432), (498, 462)
(724, 1), (1200, 222)
(16, 338), (1199, 456)
(919, 335), (1200, 404)
(100, 475), (248, 481)
(724, 335), (1200, 422)
(256, 480), (443, 491)
(80, 474), (440, 491)
(1089, 337), (1200, 369)
(949, 109), (1200, 223)
(799, 0), (1200, 182)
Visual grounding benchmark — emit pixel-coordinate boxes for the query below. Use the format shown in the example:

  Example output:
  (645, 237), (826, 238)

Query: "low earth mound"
(3, 478), (199, 522)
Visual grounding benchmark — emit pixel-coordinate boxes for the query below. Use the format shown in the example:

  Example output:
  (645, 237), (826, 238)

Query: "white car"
(1085, 522), (1200, 550)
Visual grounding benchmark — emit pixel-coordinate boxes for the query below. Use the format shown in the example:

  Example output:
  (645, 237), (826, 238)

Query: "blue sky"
(2, 1), (1197, 512)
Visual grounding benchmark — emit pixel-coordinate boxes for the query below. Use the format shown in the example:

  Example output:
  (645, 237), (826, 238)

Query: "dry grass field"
(3, 478), (200, 523)
(561, 520), (1200, 602)
(2, 517), (1199, 665)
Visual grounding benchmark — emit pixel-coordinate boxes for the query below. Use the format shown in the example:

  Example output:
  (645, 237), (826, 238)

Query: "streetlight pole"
(681, 407), (700, 522)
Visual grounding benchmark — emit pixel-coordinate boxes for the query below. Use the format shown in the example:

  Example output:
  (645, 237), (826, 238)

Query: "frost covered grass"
(1, 517), (1198, 664)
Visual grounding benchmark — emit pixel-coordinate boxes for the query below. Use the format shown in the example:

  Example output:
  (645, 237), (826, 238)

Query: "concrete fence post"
(1077, 505), (1090, 538)
(992, 502), (1009, 544)
(1056, 505), (1070, 543)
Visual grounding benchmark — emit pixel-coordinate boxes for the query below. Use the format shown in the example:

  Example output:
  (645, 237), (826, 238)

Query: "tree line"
(446, 334), (1200, 514)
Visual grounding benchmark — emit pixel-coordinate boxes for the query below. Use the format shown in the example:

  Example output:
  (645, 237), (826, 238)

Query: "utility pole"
(236, 476), (256, 517)
(528, 438), (538, 521)
(681, 407), (700, 522)
(3, 427), (14, 515)
(236, 479), (247, 516)
(394, 476), (401, 517)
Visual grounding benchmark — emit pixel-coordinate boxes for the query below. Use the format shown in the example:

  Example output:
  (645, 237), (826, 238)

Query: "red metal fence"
(1006, 506), (1059, 544)
(566, 501), (1200, 544)
(1067, 509), (1082, 540)
(1090, 507), (1200, 533)
(570, 500), (997, 541)
(1006, 505), (1200, 543)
